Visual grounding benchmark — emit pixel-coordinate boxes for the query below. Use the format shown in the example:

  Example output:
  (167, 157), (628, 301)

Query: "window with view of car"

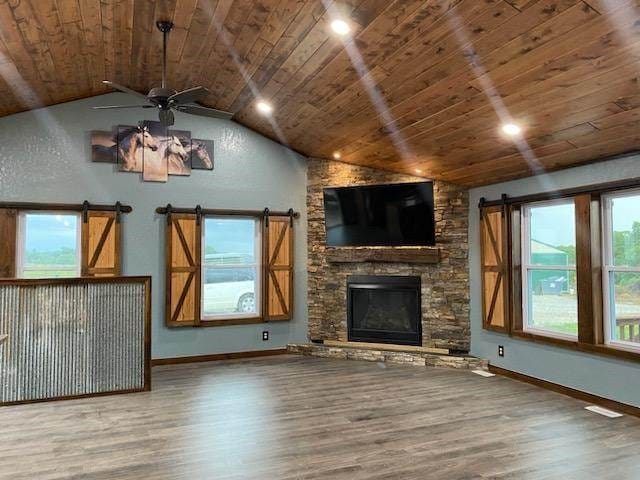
(522, 200), (578, 339)
(17, 212), (81, 278)
(602, 191), (640, 351)
(201, 216), (261, 319)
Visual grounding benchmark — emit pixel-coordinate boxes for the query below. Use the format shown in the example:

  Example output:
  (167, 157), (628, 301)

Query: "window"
(522, 200), (577, 339)
(602, 191), (640, 351)
(0, 202), (125, 280)
(481, 180), (640, 362)
(201, 216), (261, 320)
(165, 208), (294, 328)
(18, 212), (81, 278)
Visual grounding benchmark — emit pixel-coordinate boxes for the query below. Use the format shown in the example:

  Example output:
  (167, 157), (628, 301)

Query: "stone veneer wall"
(307, 158), (470, 352)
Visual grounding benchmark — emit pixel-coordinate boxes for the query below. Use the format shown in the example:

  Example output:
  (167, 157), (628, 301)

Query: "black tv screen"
(323, 182), (436, 247)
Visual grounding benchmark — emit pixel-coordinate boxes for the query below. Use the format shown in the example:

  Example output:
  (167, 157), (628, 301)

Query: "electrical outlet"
(498, 345), (504, 357)
(262, 331), (269, 341)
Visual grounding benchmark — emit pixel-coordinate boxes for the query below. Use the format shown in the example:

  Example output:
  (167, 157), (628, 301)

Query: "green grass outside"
(541, 323), (640, 341)
(22, 266), (78, 278)
(535, 323), (578, 335)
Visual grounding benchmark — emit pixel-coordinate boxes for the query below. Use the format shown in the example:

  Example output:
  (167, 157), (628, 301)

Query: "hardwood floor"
(1, 355), (639, 479)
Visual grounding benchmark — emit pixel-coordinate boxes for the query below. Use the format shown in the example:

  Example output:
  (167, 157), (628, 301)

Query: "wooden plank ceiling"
(0, 0), (639, 186)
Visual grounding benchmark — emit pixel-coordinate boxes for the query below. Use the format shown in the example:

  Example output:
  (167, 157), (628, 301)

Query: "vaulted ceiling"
(0, 0), (639, 186)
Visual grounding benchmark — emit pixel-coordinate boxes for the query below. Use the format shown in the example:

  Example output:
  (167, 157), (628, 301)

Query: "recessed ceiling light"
(415, 169), (423, 174)
(256, 100), (273, 115)
(502, 123), (522, 136)
(333, 151), (341, 160)
(331, 19), (351, 36)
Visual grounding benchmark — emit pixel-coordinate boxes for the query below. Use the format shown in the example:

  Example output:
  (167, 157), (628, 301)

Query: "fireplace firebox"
(347, 275), (422, 346)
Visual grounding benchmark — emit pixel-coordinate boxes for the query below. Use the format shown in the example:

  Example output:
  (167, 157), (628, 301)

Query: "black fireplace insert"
(347, 275), (422, 346)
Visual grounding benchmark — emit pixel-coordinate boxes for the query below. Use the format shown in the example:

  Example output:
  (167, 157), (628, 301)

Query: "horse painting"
(90, 130), (116, 163)
(140, 122), (191, 181)
(90, 122), (213, 181)
(117, 126), (160, 173)
(188, 140), (214, 170)
(166, 135), (190, 176)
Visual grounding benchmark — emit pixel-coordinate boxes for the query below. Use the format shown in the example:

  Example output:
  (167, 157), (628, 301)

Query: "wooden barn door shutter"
(0, 209), (17, 278)
(166, 213), (201, 327)
(480, 205), (510, 332)
(81, 211), (121, 276)
(264, 215), (293, 321)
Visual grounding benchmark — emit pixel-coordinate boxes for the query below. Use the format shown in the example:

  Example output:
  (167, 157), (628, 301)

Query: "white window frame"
(601, 189), (640, 352)
(521, 199), (578, 340)
(200, 215), (262, 321)
(16, 211), (82, 278)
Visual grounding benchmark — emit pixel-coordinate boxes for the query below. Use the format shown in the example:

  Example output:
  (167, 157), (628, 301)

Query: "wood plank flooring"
(1, 355), (639, 479)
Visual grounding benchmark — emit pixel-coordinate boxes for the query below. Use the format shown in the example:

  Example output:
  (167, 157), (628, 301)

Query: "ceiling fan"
(93, 21), (233, 127)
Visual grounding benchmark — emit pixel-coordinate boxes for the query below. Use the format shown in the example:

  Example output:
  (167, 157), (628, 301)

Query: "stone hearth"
(287, 343), (487, 370)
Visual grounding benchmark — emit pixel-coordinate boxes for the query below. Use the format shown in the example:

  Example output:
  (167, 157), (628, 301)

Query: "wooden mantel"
(325, 246), (440, 264)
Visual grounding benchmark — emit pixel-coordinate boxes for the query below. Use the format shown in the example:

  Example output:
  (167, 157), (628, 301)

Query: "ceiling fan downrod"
(156, 21), (174, 90)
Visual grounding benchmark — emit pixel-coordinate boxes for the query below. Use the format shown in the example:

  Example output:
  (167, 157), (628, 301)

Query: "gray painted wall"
(469, 154), (640, 408)
(0, 93), (308, 359)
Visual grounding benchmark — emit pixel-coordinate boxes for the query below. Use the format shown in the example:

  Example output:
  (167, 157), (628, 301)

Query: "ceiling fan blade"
(92, 105), (154, 110)
(102, 80), (148, 101)
(169, 86), (209, 105)
(177, 104), (233, 120)
(159, 109), (175, 127)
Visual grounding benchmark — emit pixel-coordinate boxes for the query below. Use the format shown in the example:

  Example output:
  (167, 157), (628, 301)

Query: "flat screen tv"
(323, 182), (436, 247)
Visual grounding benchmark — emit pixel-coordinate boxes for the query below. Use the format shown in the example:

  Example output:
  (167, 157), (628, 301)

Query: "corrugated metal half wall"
(0, 277), (151, 405)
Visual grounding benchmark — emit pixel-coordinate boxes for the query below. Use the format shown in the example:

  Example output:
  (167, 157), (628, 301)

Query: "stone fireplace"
(307, 158), (470, 353)
(348, 275), (422, 346)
